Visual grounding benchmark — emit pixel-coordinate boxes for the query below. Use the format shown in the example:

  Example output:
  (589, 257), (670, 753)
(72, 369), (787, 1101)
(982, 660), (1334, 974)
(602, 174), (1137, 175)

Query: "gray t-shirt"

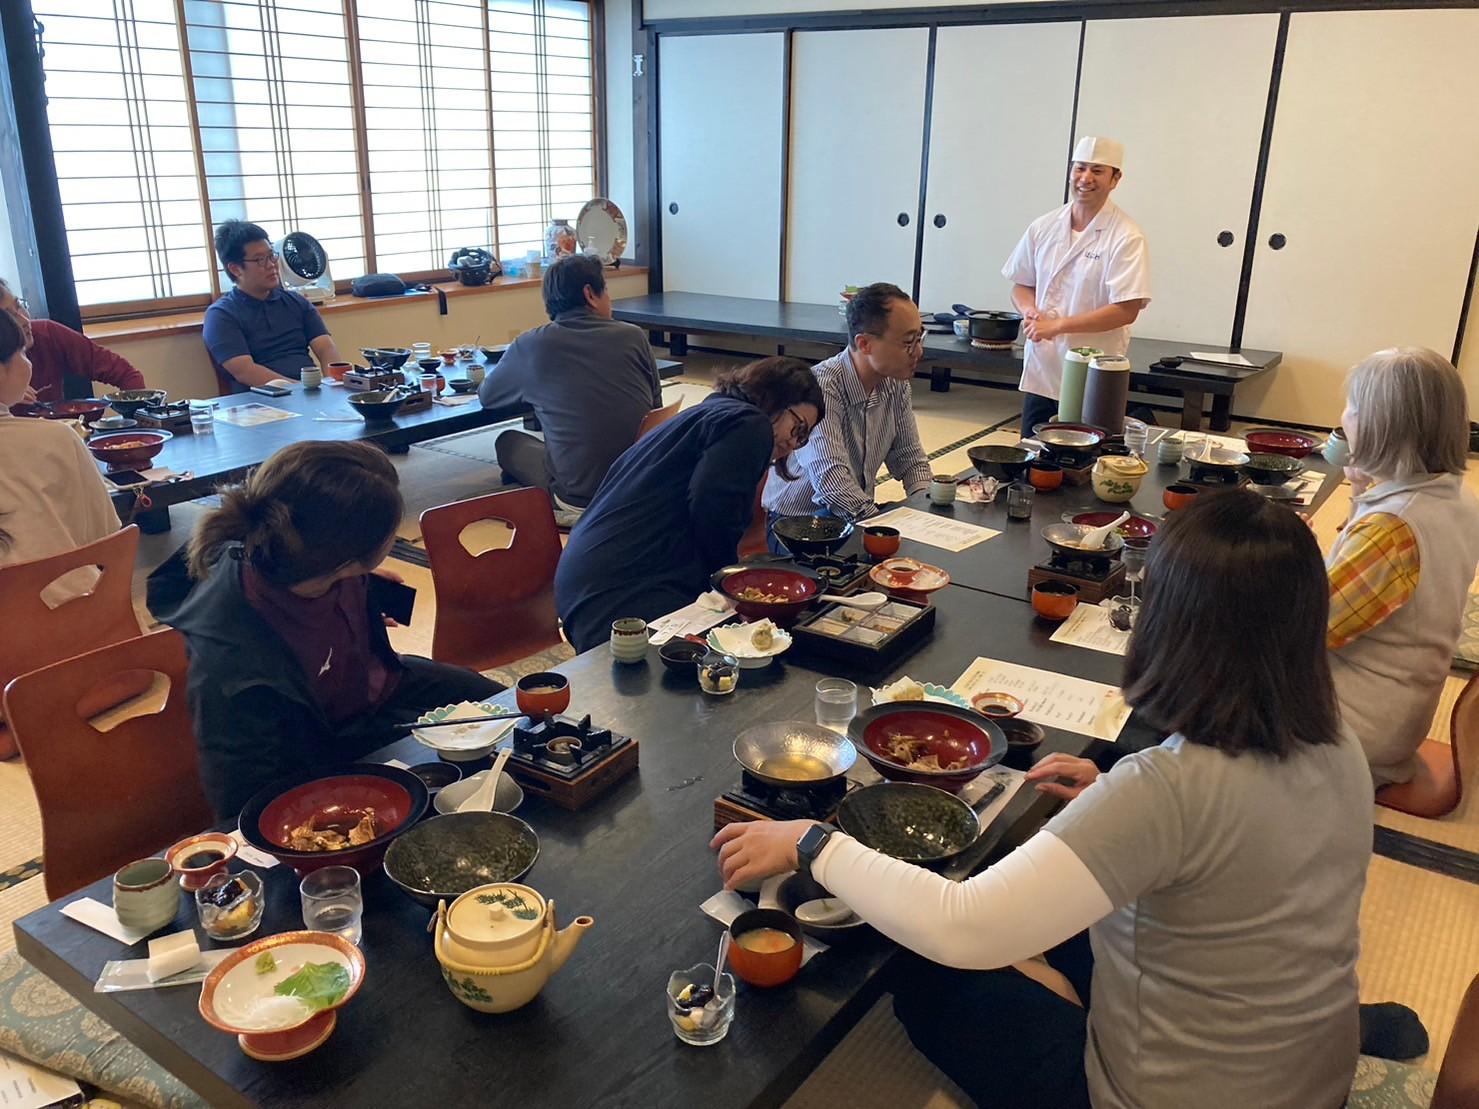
(477, 308), (662, 506)
(1046, 732), (1372, 1109)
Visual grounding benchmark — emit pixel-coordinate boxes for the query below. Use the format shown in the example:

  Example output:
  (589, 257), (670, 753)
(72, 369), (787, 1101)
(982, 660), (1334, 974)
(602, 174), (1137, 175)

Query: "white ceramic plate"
(707, 622), (793, 668)
(412, 702), (519, 761)
(211, 942), (360, 1032)
(869, 680), (970, 709)
(574, 198), (628, 263)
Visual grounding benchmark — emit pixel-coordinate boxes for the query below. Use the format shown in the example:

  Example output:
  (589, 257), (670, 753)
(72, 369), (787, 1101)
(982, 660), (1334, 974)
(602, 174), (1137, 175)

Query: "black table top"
(613, 292), (1281, 386)
(103, 356), (683, 511)
(14, 585), (1159, 1109)
(864, 447), (1340, 602)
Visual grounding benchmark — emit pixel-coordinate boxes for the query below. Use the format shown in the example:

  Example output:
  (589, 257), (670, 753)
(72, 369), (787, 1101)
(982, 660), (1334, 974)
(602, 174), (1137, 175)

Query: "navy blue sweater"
(554, 393), (772, 652)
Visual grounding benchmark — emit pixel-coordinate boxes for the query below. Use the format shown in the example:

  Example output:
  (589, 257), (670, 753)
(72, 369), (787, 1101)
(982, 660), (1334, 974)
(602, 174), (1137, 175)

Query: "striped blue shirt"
(762, 348), (933, 520)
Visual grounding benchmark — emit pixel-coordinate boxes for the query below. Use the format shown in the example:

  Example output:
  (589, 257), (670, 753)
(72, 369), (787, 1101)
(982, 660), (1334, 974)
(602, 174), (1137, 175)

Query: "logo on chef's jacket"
(1083, 250), (1104, 260)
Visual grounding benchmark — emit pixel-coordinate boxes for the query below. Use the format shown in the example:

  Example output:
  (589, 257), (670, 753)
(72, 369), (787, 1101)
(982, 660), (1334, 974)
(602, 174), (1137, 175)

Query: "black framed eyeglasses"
(786, 406), (813, 447)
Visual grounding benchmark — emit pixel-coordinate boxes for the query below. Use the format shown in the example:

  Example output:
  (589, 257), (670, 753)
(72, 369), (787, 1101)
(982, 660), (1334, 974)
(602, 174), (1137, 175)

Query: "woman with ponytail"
(170, 440), (500, 817)
(0, 307), (118, 576)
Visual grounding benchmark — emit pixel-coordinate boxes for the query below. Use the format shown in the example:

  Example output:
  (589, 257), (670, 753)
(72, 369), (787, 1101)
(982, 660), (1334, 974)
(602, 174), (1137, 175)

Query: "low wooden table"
(613, 292), (1281, 432)
(14, 585), (1158, 1109)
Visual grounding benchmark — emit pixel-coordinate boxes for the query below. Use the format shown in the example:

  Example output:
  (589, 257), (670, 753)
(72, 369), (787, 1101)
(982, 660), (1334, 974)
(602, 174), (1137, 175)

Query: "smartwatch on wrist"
(796, 823), (834, 877)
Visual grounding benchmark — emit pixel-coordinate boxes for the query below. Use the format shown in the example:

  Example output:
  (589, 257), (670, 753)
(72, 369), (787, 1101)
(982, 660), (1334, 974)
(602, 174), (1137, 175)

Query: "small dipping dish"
(970, 691), (1025, 719)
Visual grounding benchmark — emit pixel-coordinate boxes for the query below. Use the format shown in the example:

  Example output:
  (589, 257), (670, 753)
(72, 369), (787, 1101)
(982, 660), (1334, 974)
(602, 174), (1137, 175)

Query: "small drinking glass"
(815, 678), (857, 731)
(189, 402), (214, 435)
(300, 865), (363, 945)
(1122, 417), (1149, 459)
(1121, 540), (1149, 606)
(667, 964), (737, 1046)
(1006, 482), (1035, 520)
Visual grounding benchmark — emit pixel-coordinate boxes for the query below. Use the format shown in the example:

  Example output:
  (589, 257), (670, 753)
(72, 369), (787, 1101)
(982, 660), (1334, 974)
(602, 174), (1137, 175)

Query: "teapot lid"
(446, 883), (546, 946)
(1098, 454), (1148, 476)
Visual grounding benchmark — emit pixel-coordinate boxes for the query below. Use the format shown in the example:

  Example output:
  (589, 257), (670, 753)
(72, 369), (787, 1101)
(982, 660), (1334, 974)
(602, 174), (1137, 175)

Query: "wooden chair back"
(3, 629), (211, 900)
(420, 487), (564, 671)
(636, 399), (682, 439)
(0, 526), (144, 758)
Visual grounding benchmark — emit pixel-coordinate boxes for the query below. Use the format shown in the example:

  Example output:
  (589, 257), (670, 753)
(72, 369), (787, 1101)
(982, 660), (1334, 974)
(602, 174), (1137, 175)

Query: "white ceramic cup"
(466, 363), (486, 385)
(610, 618), (650, 663)
(113, 857), (180, 934)
(300, 367), (323, 389)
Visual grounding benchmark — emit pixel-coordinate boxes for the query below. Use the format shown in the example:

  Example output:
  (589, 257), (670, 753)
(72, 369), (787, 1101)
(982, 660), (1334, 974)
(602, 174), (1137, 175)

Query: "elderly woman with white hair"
(1327, 346), (1479, 787)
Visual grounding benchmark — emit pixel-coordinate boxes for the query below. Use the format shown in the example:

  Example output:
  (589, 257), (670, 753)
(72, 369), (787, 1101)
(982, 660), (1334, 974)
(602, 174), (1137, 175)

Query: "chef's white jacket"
(1001, 200), (1152, 399)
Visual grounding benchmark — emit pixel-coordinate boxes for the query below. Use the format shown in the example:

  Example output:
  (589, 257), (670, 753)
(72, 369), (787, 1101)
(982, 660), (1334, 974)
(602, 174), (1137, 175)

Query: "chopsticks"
(399, 711), (524, 730)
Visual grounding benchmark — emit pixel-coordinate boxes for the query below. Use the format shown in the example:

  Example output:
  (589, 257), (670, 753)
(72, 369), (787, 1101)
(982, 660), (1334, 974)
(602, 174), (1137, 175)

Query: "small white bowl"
(412, 703), (519, 762)
(434, 769), (525, 815)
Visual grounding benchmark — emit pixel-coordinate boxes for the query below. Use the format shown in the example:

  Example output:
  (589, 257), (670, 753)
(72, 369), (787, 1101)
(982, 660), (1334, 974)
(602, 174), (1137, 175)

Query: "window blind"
(355, 0), (494, 274)
(34, 0), (213, 308)
(184, 0), (367, 283)
(488, 0), (595, 258)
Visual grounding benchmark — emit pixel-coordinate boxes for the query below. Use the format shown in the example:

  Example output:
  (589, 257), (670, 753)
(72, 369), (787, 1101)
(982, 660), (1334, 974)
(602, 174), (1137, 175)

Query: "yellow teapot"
(1091, 455), (1149, 504)
(433, 883), (593, 1013)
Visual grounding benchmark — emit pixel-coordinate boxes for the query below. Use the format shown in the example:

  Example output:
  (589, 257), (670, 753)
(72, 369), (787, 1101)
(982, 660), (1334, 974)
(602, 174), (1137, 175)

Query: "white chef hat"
(1072, 136), (1124, 170)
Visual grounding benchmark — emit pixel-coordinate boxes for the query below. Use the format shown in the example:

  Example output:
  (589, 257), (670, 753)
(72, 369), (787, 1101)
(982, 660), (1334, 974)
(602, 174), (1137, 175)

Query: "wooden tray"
(789, 598), (935, 671)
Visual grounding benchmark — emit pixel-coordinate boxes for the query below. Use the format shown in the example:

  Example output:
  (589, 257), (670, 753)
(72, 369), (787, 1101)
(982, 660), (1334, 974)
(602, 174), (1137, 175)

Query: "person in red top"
(0, 277), (145, 402)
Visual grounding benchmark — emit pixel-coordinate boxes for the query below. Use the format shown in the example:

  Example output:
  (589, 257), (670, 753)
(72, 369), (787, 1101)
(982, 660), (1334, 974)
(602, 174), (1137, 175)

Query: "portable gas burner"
(343, 368), (405, 392)
(714, 770), (851, 830)
(1184, 462), (1249, 489)
(134, 402), (193, 432)
(1028, 544), (1126, 604)
(505, 713), (638, 810)
(791, 551), (871, 594)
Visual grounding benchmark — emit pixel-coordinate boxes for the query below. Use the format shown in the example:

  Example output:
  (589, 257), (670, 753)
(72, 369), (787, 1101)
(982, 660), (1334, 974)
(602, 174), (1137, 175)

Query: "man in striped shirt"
(763, 283), (932, 533)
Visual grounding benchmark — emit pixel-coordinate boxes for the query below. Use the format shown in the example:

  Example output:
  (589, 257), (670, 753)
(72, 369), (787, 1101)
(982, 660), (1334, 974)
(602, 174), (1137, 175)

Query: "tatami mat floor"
(2, 352), (1476, 1103)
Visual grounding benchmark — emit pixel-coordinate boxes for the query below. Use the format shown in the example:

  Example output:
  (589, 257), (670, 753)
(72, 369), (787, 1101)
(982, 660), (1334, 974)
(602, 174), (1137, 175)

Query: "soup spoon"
(1081, 511), (1130, 550)
(817, 591), (888, 610)
(460, 746), (512, 813)
(795, 898), (858, 927)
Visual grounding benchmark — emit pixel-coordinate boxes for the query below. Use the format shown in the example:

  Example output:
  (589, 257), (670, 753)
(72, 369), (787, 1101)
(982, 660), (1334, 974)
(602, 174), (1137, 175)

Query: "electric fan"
(276, 231), (334, 303)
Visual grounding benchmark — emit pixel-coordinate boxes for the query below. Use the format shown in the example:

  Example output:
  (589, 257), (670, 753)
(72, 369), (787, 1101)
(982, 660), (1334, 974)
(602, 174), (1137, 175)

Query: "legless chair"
(1376, 670), (1478, 819)
(4, 629), (211, 900)
(420, 487), (563, 671)
(635, 399), (682, 439)
(0, 526), (144, 758)
(738, 481), (769, 559)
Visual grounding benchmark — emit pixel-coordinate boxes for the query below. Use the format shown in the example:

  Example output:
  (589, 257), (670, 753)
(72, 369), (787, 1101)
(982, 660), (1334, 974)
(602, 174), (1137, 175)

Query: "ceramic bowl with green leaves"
(837, 782), (979, 865)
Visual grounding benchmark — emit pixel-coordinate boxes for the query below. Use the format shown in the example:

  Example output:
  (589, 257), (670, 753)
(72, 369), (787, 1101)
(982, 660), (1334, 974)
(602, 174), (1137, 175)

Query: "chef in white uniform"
(1003, 136), (1152, 436)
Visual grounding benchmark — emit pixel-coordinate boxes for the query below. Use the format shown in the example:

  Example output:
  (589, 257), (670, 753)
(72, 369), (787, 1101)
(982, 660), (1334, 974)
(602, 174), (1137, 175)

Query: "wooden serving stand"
(343, 368), (405, 392)
(398, 389), (433, 413)
(1029, 561), (1126, 605)
(1061, 460), (1095, 487)
(505, 740), (639, 811)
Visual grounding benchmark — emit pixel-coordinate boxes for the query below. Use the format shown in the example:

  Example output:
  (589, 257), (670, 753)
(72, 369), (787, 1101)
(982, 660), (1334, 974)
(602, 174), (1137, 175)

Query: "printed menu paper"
(0, 1051), (81, 1109)
(1049, 602), (1132, 657)
(216, 403), (301, 427)
(952, 657), (1131, 742)
(866, 506), (1000, 553)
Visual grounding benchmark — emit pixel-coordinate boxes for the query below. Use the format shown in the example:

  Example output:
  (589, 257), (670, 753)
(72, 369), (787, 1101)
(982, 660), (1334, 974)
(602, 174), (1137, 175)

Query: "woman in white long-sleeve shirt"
(0, 309), (117, 573)
(713, 489), (1373, 1109)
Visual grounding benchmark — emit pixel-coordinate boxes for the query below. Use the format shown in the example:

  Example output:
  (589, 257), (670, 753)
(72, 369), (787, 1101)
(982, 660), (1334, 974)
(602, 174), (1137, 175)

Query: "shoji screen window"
(33, 0), (213, 311)
(184, 0), (367, 283)
(488, 0), (595, 258)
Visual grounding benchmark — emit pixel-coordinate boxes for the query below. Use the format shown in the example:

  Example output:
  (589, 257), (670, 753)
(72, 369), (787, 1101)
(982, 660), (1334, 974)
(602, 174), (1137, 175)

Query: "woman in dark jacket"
(170, 440), (500, 818)
(555, 357), (823, 653)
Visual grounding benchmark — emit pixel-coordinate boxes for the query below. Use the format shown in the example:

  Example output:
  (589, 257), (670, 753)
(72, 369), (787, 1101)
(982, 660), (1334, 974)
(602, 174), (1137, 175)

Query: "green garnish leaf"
(254, 952), (277, 976)
(273, 962), (350, 1011)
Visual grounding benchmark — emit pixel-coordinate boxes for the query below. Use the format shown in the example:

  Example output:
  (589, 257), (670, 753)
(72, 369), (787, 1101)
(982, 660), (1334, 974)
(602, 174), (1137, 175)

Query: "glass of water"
(815, 678), (857, 731)
(1122, 417), (1149, 459)
(300, 865), (363, 945)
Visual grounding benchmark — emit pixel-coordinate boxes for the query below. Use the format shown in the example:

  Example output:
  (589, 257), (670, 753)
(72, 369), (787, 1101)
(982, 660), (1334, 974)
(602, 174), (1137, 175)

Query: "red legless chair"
(0, 525), (144, 759)
(1376, 670), (1478, 819)
(636, 399), (682, 439)
(420, 487), (564, 671)
(3, 628), (211, 900)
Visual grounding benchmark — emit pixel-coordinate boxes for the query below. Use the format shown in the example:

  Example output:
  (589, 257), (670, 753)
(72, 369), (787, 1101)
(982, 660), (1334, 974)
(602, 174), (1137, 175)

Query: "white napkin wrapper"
(230, 828), (280, 868)
(61, 897), (154, 946)
(96, 947), (233, 993)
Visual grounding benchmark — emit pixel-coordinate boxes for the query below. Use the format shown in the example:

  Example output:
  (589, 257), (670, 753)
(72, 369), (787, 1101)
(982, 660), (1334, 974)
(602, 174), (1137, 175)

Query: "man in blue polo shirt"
(202, 220), (343, 391)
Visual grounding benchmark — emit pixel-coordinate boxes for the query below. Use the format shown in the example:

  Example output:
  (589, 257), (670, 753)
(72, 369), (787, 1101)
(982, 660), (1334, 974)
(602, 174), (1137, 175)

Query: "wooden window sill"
(84, 267), (649, 343)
